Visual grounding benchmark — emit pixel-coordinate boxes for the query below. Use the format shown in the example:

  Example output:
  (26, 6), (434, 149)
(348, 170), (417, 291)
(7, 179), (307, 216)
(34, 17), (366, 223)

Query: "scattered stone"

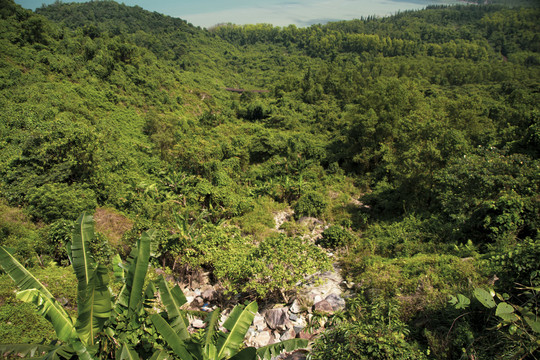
(289, 313), (299, 321)
(283, 351), (309, 360)
(253, 313), (266, 332)
(191, 319), (205, 329)
(252, 331), (272, 347)
(313, 295), (322, 304)
(313, 300), (334, 314)
(280, 328), (296, 341)
(324, 293), (346, 311)
(290, 299), (302, 314)
(298, 329), (316, 340)
(265, 308), (291, 331)
(293, 325), (305, 335)
(201, 287), (216, 301)
(191, 296), (204, 308)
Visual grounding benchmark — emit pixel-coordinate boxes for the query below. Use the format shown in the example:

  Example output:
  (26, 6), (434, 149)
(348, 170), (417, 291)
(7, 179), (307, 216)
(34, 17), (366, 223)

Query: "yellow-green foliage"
(345, 253), (483, 320)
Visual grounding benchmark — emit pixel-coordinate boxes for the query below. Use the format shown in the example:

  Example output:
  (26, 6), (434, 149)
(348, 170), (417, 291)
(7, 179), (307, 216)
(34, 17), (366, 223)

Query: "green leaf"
(71, 213), (96, 306)
(203, 344), (217, 360)
(523, 315), (540, 333)
(256, 339), (308, 360)
(449, 294), (470, 309)
(71, 340), (93, 360)
(150, 314), (193, 360)
(473, 288), (496, 309)
(229, 347), (256, 360)
(157, 275), (190, 340)
(117, 230), (155, 319)
(75, 264), (112, 346)
(157, 275), (188, 332)
(148, 350), (169, 360)
(148, 350), (170, 360)
(41, 345), (76, 360)
(495, 302), (518, 322)
(0, 246), (56, 301)
(216, 301), (258, 360)
(112, 254), (125, 283)
(16, 289), (77, 342)
(0, 343), (55, 358)
(118, 343), (140, 360)
(203, 309), (220, 349)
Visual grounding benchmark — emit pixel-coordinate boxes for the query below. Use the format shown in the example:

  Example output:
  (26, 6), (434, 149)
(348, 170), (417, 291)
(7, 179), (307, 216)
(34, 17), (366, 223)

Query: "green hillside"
(0, 0), (538, 358)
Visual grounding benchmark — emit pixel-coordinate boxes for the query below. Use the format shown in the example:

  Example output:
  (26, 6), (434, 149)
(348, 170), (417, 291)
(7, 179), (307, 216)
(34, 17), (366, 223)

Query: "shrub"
(311, 295), (428, 360)
(294, 191), (327, 219)
(318, 225), (354, 249)
(25, 183), (97, 223)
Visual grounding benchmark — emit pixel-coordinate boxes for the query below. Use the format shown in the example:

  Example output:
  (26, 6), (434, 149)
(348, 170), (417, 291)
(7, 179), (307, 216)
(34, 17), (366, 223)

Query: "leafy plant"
(317, 225), (354, 249)
(449, 285), (540, 359)
(0, 213), (161, 359)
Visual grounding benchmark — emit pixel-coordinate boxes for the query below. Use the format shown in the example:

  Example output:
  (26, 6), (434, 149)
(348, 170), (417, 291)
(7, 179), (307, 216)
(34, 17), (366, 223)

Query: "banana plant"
(151, 277), (309, 360)
(0, 213), (164, 360)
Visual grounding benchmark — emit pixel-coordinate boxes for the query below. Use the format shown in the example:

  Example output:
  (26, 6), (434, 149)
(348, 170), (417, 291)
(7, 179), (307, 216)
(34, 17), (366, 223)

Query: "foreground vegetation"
(0, 0), (538, 358)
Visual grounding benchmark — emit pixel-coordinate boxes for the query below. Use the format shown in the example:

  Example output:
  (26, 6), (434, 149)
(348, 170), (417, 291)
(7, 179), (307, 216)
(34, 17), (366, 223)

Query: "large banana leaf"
(41, 345), (75, 360)
(150, 314), (193, 360)
(0, 246), (56, 301)
(256, 339), (308, 360)
(0, 343), (74, 360)
(203, 309), (220, 350)
(75, 264), (112, 346)
(0, 343), (55, 358)
(112, 254), (125, 283)
(71, 213), (96, 306)
(157, 275), (189, 339)
(229, 347), (257, 360)
(118, 343), (139, 360)
(16, 289), (77, 343)
(216, 301), (258, 360)
(148, 350), (170, 360)
(117, 230), (155, 316)
(70, 340), (93, 360)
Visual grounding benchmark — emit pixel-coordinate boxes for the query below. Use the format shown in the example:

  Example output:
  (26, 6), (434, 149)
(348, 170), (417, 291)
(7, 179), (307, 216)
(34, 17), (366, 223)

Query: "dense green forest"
(0, 0), (539, 358)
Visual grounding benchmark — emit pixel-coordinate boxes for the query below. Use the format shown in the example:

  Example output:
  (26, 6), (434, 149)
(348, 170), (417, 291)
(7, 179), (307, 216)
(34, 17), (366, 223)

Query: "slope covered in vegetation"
(0, 0), (538, 358)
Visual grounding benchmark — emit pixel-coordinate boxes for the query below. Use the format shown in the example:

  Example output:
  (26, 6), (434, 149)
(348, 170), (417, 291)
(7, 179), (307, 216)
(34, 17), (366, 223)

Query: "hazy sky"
(15, 0), (455, 28)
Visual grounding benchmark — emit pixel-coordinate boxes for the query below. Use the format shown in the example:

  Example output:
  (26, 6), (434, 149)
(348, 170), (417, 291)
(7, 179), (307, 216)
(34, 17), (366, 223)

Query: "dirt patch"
(93, 207), (133, 249)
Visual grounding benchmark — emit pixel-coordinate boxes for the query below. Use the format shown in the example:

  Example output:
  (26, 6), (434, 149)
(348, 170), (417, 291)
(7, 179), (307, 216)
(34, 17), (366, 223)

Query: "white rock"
(253, 313), (266, 332)
(252, 331), (272, 347)
(191, 319), (205, 329)
(290, 299), (302, 314)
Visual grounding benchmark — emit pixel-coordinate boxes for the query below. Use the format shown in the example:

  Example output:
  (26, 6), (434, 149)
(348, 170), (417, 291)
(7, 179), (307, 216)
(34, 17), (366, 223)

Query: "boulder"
(265, 308), (291, 331)
(253, 313), (266, 332)
(324, 293), (346, 311)
(201, 286), (217, 301)
(290, 299), (302, 314)
(252, 331), (272, 347)
(313, 300), (334, 314)
(190, 296), (204, 309)
(280, 328), (296, 341)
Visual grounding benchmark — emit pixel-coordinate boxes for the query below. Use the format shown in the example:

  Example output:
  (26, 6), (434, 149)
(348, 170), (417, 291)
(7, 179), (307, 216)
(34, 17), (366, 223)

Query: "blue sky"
(15, 0), (455, 28)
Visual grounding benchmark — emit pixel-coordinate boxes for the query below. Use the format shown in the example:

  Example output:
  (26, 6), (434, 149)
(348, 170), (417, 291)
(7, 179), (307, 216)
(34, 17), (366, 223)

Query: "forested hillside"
(0, 0), (538, 358)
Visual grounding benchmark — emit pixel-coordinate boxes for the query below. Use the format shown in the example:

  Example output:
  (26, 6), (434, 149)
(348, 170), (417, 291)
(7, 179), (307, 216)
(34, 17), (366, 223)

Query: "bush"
(25, 183), (97, 223)
(311, 295), (428, 360)
(318, 225), (354, 249)
(294, 191), (327, 219)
